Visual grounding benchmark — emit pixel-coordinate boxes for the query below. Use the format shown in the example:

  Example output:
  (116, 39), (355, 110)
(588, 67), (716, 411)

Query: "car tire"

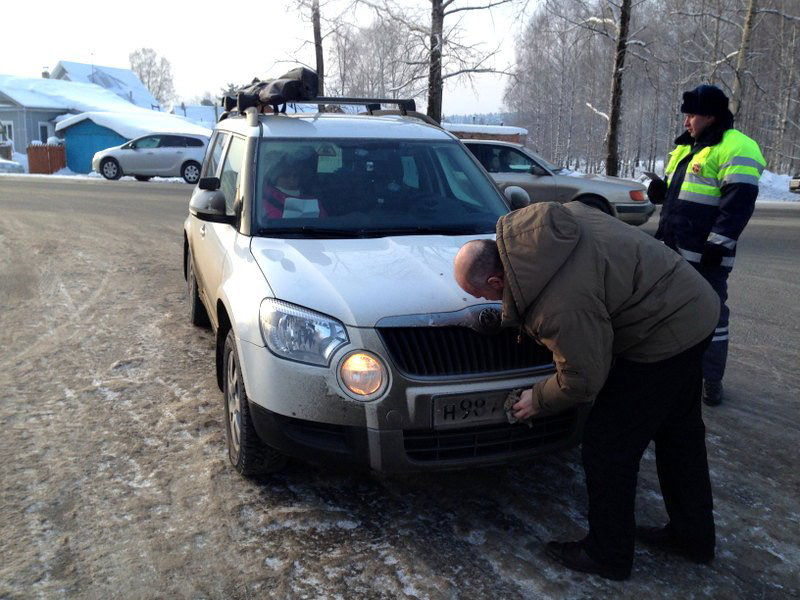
(223, 329), (287, 477)
(100, 157), (122, 180)
(577, 194), (613, 215)
(181, 161), (201, 184)
(187, 251), (210, 328)
(134, 175), (152, 182)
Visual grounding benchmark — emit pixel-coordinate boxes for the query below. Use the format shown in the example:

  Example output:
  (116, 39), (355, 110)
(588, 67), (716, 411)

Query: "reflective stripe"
(678, 247), (735, 267)
(722, 173), (760, 186)
(719, 156), (765, 173)
(711, 335), (729, 342)
(678, 247), (702, 263)
(708, 232), (737, 249)
(714, 326), (729, 334)
(686, 173), (720, 187)
(677, 190), (721, 206)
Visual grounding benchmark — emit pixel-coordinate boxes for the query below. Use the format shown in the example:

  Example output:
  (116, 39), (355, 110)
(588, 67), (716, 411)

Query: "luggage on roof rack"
(220, 67), (416, 121)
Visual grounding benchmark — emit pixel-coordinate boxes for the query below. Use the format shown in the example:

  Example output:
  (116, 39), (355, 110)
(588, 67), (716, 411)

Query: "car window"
(185, 137), (205, 148)
(159, 135), (185, 148)
(202, 133), (229, 178)
(219, 136), (247, 215)
(255, 139), (507, 235)
(134, 136), (161, 149)
(487, 146), (533, 174)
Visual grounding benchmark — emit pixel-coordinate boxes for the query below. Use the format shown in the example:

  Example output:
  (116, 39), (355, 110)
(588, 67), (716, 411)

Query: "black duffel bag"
(234, 67), (319, 112)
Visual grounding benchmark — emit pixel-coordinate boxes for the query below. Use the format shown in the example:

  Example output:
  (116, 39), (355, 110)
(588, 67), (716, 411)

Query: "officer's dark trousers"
(697, 265), (730, 383)
(581, 339), (715, 574)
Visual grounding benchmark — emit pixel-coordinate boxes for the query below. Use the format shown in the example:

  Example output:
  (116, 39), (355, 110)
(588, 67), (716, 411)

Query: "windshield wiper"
(369, 226), (490, 236)
(256, 226), (367, 238)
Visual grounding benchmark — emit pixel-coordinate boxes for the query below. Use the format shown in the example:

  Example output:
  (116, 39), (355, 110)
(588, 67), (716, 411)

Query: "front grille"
(404, 409), (578, 462)
(378, 326), (553, 377)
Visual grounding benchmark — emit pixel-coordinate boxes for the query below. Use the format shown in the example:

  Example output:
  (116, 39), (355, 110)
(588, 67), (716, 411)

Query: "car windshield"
(254, 139), (508, 237)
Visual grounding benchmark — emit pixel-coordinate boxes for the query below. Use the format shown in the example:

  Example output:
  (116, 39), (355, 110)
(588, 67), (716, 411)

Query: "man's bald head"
(454, 239), (505, 300)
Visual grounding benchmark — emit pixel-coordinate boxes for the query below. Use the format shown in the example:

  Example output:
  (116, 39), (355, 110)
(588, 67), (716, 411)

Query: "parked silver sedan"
(463, 139), (655, 225)
(92, 133), (209, 183)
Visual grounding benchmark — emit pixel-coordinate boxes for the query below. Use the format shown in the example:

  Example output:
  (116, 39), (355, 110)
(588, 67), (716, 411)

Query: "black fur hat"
(681, 84), (734, 125)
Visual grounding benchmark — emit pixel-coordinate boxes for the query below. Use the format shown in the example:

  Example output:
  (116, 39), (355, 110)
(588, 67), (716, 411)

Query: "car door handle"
(200, 224), (206, 238)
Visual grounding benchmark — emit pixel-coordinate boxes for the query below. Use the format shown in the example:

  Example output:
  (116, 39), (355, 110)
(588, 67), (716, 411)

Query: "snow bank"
(12, 151), (28, 172)
(0, 157), (25, 173)
(55, 111), (212, 140)
(442, 122), (528, 136)
(758, 170), (798, 202)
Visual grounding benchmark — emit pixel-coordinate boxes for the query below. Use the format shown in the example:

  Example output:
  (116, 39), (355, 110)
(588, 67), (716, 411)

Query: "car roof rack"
(219, 96), (417, 125)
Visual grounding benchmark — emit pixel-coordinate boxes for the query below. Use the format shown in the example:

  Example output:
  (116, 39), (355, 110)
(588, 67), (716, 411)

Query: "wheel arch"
(215, 300), (233, 391)
(572, 193), (615, 216)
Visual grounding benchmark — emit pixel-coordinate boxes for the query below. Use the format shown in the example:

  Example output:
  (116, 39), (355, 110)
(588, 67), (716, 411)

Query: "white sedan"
(92, 133), (209, 183)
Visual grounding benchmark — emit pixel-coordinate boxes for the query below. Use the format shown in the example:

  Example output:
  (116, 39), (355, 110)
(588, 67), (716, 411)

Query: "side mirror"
(198, 176), (220, 191)
(530, 165), (549, 177)
(189, 189), (234, 224)
(504, 186), (531, 210)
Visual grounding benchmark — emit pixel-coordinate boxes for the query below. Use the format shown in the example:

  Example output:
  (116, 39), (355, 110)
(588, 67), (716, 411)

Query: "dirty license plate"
(433, 392), (508, 429)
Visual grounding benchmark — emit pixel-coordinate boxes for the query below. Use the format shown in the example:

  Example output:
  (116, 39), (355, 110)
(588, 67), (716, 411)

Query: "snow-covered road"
(0, 178), (797, 599)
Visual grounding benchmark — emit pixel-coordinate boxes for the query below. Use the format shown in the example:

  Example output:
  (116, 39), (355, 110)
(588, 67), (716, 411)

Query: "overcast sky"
(1, 0), (527, 117)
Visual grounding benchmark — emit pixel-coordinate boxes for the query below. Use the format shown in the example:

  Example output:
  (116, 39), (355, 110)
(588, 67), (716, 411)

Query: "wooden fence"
(27, 144), (66, 174)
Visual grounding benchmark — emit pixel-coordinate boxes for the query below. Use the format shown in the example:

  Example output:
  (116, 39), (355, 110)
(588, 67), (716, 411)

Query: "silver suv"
(184, 102), (587, 476)
(464, 139), (655, 226)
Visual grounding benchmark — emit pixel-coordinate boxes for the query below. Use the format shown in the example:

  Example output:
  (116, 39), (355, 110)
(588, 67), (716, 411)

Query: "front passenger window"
(219, 137), (247, 215)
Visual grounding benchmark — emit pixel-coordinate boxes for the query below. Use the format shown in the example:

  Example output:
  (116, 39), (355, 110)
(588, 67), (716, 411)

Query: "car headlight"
(339, 351), (388, 398)
(259, 299), (348, 366)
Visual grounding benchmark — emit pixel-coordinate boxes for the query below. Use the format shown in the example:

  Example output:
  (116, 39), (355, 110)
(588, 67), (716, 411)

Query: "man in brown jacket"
(454, 201), (720, 581)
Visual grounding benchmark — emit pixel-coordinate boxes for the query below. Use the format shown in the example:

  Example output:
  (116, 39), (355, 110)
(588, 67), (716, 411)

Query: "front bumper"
(615, 201), (655, 225)
(91, 154), (101, 173)
(237, 331), (587, 473)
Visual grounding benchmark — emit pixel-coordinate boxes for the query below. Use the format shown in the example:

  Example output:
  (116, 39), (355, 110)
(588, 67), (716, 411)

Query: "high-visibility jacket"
(656, 128), (765, 270)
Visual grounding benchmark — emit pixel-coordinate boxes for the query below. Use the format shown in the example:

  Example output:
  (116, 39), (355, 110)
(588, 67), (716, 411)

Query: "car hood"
(250, 235), (489, 327)
(558, 171), (645, 190)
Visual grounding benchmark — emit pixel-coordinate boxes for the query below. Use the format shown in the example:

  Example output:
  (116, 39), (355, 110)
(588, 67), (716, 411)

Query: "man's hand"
(647, 176), (667, 205)
(513, 388), (540, 420)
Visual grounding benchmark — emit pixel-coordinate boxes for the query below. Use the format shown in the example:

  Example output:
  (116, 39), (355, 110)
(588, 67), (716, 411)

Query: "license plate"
(432, 392), (509, 429)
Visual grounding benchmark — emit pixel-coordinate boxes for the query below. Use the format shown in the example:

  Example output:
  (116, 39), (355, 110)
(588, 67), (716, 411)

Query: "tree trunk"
(604, 0), (632, 176)
(730, 0), (757, 118)
(427, 0), (445, 123)
(312, 0), (325, 110)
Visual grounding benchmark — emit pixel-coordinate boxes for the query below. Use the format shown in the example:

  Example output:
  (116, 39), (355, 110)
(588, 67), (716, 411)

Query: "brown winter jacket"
(496, 201), (720, 415)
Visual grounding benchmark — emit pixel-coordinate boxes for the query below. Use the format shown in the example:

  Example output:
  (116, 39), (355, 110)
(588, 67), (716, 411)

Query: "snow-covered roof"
(55, 110), (212, 139)
(51, 61), (159, 110)
(441, 122), (528, 136)
(0, 75), (144, 112)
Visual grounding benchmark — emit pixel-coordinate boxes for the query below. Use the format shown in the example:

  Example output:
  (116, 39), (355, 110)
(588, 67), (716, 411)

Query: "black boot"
(545, 540), (630, 581)
(703, 380), (723, 406)
(636, 526), (714, 564)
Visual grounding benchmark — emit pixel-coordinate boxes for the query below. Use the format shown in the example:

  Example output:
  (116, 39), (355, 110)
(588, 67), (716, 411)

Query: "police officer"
(648, 84), (766, 406)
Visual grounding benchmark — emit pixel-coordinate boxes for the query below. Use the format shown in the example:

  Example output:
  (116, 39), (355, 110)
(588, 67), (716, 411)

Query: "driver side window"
(219, 136), (246, 215)
(489, 146), (533, 174)
(134, 135), (160, 149)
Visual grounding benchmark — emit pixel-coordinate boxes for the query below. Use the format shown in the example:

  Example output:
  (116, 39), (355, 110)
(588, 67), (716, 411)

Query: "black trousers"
(581, 339), (715, 573)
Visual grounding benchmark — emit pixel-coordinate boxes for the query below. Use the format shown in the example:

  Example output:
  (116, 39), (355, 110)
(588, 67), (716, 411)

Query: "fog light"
(340, 352), (386, 397)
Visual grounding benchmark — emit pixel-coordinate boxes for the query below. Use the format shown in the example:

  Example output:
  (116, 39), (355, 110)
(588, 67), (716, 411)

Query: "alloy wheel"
(226, 350), (242, 457)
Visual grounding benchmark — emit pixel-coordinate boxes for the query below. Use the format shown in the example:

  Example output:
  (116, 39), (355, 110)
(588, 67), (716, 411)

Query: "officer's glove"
(700, 242), (725, 267)
(647, 176), (667, 204)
